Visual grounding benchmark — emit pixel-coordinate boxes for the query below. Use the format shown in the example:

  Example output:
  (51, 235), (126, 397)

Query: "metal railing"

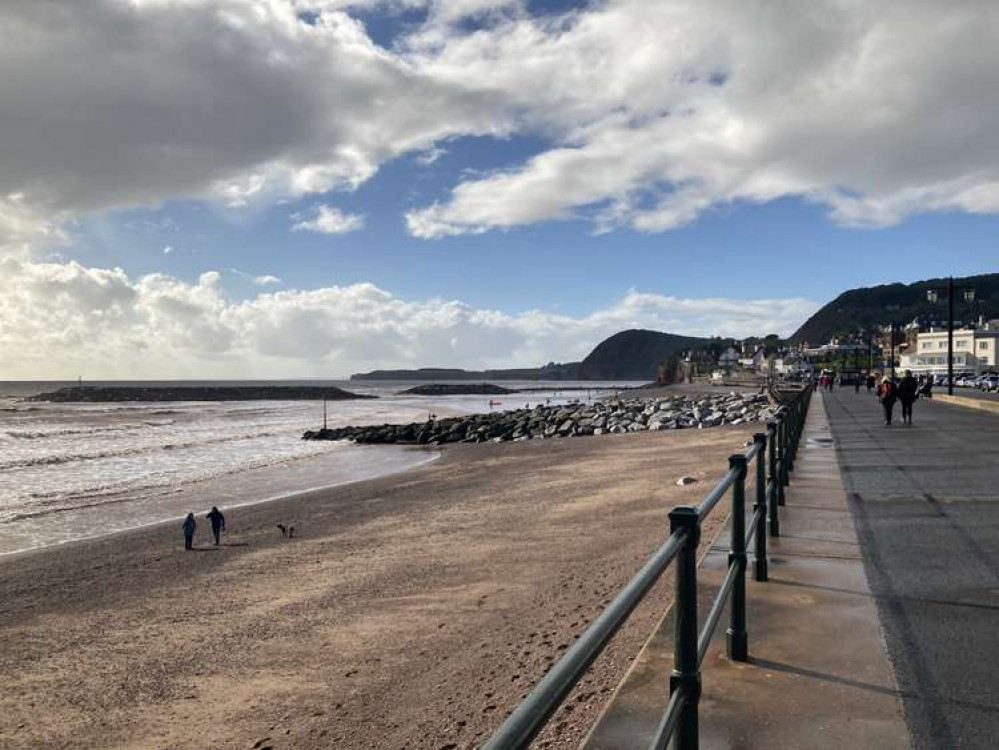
(483, 386), (812, 750)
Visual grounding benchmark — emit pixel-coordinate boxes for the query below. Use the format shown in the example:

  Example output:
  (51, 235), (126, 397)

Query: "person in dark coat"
(866, 373), (876, 394)
(920, 376), (934, 399)
(897, 370), (919, 425)
(206, 506), (226, 546)
(877, 377), (898, 426)
(182, 513), (196, 550)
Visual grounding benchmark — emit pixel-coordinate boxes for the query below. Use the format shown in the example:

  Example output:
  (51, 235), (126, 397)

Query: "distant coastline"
(351, 365), (582, 381)
(25, 385), (375, 402)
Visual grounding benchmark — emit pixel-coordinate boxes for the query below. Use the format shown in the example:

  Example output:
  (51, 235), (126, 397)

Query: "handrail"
(484, 385), (813, 750)
(482, 529), (688, 750)
(693, 467), (738, 519)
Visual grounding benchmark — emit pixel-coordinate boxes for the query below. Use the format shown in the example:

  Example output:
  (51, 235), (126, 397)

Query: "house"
(717, 346), (741, 366)
(738, 348), (767, 369)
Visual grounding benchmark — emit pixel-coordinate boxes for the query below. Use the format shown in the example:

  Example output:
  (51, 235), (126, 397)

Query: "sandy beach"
(0, 427), (753, 750)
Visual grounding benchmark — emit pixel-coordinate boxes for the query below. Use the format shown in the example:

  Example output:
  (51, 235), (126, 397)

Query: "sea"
(0, 380), (638, 556)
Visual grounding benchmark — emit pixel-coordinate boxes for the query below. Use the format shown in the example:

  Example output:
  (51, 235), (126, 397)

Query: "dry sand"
(0, 427), (754, 750)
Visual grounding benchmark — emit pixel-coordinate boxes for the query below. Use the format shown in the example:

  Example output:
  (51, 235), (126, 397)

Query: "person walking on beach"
(877, 376), (898, 426)
(182, 513), (197, 550)
(898, 370), (919, 426)
(206, 506), (226, 546)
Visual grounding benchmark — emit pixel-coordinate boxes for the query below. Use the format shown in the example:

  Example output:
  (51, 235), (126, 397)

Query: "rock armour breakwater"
(303, 391), (773, 445)
(27, 386), (375, 403)
(398, 383), (516, 396)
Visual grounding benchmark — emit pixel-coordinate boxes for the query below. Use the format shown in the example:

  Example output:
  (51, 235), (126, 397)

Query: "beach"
(0, 426), (751, 750)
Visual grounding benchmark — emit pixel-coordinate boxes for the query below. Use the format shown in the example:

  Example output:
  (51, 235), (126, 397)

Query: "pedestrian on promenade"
(854, 376), (861, 394)
(898, 370), (919, 425)
(866, 373), (876, 394)
(206, 506), (226, 545)
(182, 513), (197, 550)
(920, 377), (933, 399)
(877, 376), (898, 426)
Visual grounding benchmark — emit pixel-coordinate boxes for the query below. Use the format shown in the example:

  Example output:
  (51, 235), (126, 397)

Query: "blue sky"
(2, 1), (998, 378)
(72, 167), (998, 318)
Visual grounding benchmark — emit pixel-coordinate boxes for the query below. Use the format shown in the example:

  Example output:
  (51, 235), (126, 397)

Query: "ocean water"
(0, 380), (636, 555)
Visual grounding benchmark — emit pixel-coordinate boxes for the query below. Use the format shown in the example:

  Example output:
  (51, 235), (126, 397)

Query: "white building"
(903, 328), (999, 374)
(770, 355), (812, 376)
(738, 348), (767, 369)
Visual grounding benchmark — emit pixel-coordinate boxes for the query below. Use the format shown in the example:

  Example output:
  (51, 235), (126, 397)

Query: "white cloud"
(0, 256), (817, 379)
(254, 275), (283, 286)
(0, 0), (511, 219)
(2, 1), (998, 239)
(229, 268), (283, 286)
(403, 0), (999, 236)
(290, 205), (365, 234)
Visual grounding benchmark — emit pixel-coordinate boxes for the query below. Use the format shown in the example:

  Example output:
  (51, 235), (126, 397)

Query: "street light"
(926, 277), (975, 395)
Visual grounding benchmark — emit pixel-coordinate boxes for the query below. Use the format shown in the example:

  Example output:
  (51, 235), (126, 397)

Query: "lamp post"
(927, 277), (976, 396)
(889, 322), (896, 380)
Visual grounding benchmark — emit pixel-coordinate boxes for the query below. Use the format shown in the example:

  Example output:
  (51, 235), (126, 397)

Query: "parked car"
(979, 374), (999, 392)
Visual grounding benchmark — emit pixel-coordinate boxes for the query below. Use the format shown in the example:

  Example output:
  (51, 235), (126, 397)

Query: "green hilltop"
(792, 273), (999, 344)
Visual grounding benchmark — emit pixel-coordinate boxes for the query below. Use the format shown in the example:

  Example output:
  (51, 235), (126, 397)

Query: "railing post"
(776, 411), (787, 506)
(669, 506), (701, 750)
(753, 433), (768, 581)
(767, 421), (780, 537)
(787, 400), (797, 473)
(727, 455), (749, 662)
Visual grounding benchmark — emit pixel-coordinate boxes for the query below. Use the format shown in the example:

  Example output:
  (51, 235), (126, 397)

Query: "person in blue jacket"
(182, 513), (196, 550)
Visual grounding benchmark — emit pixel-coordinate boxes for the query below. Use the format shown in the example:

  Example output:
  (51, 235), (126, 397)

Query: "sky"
(2, 0), (998, 379)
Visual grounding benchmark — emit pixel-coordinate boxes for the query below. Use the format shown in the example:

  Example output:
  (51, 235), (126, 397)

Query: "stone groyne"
(303, 391), (773, 445)
(27, 386), (376, 403)
(398, 383), (517, 396)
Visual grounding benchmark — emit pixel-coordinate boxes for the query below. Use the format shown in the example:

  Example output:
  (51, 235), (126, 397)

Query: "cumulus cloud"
(0, 255), (817, 379)
(3, 0), (997, 238)
(0, 0), (511, 218)
(290, 205), (366, 234)
(403, 0), (999, 236)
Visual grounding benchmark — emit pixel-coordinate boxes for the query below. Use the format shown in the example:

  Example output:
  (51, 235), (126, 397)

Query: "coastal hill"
(351, 329), (712, 382)
(575, 329), (710, 379)
(793, 273), (999, 344)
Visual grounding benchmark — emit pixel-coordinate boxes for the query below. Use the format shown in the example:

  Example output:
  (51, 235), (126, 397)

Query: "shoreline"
(0, 446), (440, 562)
(0, 428), (752, 750)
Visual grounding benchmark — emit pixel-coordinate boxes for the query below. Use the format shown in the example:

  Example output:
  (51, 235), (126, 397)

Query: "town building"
(900, 326), (999, 375)
(717, 346), (741, 366)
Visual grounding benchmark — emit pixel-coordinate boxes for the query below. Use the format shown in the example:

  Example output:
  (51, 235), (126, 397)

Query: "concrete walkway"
(824, 388), (999, 749)
(582, 395), (909, 749)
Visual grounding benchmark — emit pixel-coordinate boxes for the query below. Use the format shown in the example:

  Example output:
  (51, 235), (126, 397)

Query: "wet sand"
(0, 427), (753, 750)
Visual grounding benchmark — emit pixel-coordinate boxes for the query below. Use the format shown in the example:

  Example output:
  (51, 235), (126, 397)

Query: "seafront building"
(900, 323), (999, 375)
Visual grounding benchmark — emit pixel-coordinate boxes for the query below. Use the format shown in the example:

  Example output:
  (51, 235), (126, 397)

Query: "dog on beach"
(276, 523), (296, 538)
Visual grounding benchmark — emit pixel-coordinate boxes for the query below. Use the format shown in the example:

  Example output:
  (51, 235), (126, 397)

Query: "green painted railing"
(483, 386), (813, 750)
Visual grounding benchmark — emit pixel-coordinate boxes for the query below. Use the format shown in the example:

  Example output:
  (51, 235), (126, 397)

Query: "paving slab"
(824, 388), (999, 750)
(582, 395), (909, 750)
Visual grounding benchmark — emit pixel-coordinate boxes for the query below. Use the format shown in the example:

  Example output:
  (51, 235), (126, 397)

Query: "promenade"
(825, 387), (999, 749)
(584, 387), (999, 749)
(583, 393), (909, 749)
